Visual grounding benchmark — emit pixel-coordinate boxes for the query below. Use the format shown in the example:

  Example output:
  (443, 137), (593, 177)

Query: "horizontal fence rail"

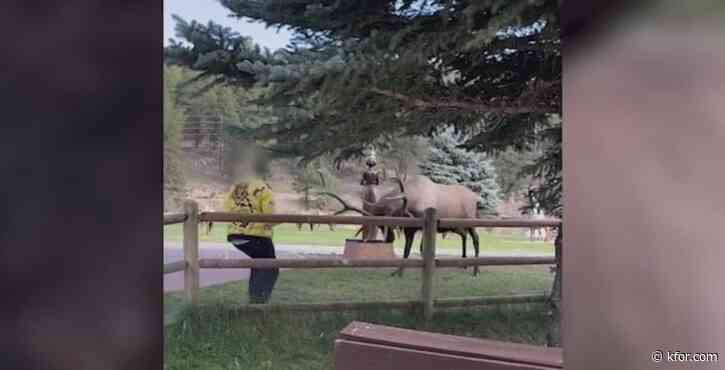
(436, 256), (555, 267)
(164, 213), (187, 225)
(197, 257), (556, 270)
(164, 260), (186, 274)
(213, 294), (549, 313)
(199, 258), (424, 269)
(198, 212), (560, 229)
(199, 212), (424, 227)
(438, 218), (562, 228)
(434, 294), (548, 308)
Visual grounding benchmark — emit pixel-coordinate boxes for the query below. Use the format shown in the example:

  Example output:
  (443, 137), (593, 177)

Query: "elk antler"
(317, 171), (376, 239)
(317, 192), (373, 216)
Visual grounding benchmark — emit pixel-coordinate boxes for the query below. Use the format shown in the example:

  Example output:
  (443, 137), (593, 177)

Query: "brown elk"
(322, 175), (483, 276)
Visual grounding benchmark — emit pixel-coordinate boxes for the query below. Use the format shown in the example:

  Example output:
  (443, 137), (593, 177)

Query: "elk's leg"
(458, 229), (467, 259)
(379, 226), (390, 242)
(469, 228), (480, 276)
(392, 228), (416, 277)
(383, 226), (396, 243)
(452, 229), (467, 270)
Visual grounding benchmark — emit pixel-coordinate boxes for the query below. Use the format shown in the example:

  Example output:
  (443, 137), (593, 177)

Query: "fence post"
(183, 200), (200, 305)
(421, 207), (438, 322)
(546, 225), (563, 346)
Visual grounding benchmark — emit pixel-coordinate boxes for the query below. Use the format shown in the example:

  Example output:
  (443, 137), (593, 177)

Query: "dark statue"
(360, 157), (381, 186)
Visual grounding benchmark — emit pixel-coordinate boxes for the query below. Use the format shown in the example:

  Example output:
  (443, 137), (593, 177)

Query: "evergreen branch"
(368, 87), (555, 115)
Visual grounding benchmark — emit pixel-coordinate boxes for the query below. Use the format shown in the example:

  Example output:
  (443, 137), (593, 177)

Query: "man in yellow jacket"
(224, 176), (278, 304)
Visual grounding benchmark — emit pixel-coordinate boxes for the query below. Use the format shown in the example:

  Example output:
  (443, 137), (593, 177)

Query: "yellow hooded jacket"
(223, 178), (275, 238)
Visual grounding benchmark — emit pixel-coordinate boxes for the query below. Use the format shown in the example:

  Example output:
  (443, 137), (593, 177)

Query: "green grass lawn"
(164, 223), (553, 254)
(165, 266), (553, 370)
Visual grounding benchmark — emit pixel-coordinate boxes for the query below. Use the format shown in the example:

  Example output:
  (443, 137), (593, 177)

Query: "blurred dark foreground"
(1, 1), (724, 369)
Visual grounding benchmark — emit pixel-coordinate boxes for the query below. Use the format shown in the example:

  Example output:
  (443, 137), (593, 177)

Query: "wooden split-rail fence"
(164, 200), (562, 320)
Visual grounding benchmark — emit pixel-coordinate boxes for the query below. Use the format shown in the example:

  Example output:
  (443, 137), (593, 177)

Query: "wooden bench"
(334, 321), (563, 370)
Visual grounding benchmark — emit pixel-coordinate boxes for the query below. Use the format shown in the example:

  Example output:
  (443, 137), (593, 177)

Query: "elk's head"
(317, 177), (410, 242)
(318, 177), (410, 218)
(362, 194), (404, 216)
(361, 177), (409, 217)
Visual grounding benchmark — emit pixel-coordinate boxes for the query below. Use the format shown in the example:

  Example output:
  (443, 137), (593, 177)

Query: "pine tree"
(419, 126), (501, 213)
(164, 0), (561, 215)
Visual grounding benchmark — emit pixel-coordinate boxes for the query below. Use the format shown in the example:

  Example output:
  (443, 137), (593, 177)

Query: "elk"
(371, 176), (482, 276)
(316, 170), (395, 241)
(322, 175), (483, 276)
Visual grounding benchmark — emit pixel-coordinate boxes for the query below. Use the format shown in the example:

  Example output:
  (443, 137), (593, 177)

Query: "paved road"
(163, 242), (552, 293)
(163, 243), (339, 293)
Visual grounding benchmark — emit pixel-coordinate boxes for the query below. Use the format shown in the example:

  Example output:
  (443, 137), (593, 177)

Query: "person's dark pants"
(228, 234), (279, 304)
